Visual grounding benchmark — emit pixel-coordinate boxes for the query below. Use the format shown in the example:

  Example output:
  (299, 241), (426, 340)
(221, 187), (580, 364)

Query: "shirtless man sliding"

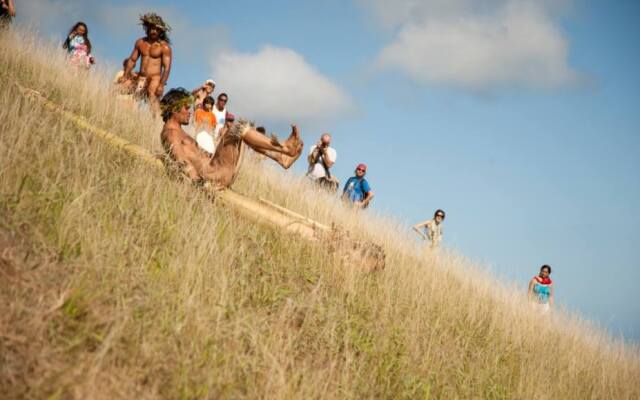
(159, 88), (303, 190)
(120, 13), (172, 112)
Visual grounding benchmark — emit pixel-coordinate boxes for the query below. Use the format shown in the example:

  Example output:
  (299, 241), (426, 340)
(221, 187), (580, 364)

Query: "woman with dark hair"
(528, 265), (554, 312)
(412, 209), (446, 248)
(63, 22), (95, 68)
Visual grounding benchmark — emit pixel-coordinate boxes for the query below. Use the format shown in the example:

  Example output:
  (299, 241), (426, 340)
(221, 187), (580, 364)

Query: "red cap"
(356, 163), (367, 171)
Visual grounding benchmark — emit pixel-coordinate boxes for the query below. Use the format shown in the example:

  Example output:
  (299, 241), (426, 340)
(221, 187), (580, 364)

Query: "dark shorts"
(0, 12), (12, 28)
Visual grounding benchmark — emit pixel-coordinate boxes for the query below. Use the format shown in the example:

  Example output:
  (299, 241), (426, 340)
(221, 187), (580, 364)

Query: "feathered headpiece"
(139, 12), (171, 32)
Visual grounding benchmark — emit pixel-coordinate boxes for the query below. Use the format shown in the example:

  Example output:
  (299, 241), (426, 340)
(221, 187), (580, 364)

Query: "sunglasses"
(356, 168), (365, 172)
(218, 98), (228, 103)
(436, 214), (444, 218)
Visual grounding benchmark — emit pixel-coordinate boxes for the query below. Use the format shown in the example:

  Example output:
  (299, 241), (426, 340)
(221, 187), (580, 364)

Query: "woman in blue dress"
(528, 265), (554, 312)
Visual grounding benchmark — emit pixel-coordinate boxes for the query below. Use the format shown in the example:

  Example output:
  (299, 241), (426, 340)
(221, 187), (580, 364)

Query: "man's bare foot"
(275, 149), (303, 169)
(282, 124), (303, 157)
(262, 125), (303, 169)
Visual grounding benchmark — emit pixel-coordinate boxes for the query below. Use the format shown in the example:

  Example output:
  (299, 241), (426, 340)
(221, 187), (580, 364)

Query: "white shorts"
(196, 131), (216, 154)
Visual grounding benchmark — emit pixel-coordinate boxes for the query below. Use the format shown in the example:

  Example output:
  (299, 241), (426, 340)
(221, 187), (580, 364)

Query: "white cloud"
(360, 0), (579, 90)
(211, 46), (353, 125)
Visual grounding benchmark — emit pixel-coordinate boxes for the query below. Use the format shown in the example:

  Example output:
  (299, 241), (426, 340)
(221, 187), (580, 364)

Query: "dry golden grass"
(1, 28), (639, 399)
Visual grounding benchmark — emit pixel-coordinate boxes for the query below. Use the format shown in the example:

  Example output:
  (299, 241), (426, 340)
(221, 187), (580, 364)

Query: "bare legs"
(244, 125), (304, 169)
(170, 124), (304, 190)
(146, 75), (163, 115)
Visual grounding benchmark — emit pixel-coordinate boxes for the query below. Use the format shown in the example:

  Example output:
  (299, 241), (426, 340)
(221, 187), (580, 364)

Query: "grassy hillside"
(1, 29), (639, 399)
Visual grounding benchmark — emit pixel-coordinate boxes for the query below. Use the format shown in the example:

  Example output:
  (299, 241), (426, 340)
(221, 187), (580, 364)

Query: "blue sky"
(17, 0), (640, 340)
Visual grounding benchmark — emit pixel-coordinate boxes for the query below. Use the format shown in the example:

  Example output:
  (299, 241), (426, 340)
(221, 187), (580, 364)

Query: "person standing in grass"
(412, 209), (446, 248)
(342, 163), (374, 209)
(63, 22), (95, 69)
(528, 265), (554, 312)
(0, 0), (15, 28)
(120, 12), (173, 114)
(306, 133), (339, 191)
(212, 92), (229, 137)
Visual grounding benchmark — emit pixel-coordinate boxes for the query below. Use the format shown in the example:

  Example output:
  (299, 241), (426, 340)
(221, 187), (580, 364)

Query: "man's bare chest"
(140, 42), (164, 58)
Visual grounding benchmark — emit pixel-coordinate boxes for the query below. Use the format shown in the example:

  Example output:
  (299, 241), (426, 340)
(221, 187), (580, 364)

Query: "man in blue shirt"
(342, 163), (374, 209)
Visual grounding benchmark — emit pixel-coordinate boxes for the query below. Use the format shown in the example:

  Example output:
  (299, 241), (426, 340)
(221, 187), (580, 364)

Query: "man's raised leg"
(243, 125), (303, 169)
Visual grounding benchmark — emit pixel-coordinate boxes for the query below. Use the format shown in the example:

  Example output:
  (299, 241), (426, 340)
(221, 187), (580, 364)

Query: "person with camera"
(306, 133), (338, 191)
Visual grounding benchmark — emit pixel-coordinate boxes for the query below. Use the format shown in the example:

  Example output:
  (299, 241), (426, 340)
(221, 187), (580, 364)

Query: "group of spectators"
(302, 132), (553, 311)
(190, 80), (230, 155)
(1, 4), (555, 313)
(305, 135), (448, 252)
(48, 14), (461, 257)
(305, 134), (374, 209)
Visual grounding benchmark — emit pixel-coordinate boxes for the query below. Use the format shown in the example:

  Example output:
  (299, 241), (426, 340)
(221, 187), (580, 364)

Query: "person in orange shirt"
(195, 96), (216, 132)
(194, 96), (217, 154)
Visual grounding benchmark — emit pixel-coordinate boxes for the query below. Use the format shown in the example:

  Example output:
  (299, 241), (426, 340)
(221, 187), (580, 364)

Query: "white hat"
(205, 79), (216, 86)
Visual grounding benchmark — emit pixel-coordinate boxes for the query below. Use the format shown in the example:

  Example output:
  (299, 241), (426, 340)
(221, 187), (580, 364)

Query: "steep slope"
(1, 29), (639, 399)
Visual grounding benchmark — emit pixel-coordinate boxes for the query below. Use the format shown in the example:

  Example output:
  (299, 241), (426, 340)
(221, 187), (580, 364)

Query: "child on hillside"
(194, 96), (217, 155)
(63, 22), (95, 69)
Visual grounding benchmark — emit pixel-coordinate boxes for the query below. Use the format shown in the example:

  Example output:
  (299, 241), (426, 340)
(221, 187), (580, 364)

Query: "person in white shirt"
(306, 133), (338, 190)
(212, 92), (228, 137)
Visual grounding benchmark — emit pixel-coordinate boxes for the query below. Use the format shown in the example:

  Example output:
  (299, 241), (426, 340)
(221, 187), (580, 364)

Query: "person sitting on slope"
(159, 88), (303, 190)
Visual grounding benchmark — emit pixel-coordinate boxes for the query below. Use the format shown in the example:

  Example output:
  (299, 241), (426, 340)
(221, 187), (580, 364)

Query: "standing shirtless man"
(120, 13), (172, 113)
(159, 88), (303, 190)
(0, 0), (16, 27)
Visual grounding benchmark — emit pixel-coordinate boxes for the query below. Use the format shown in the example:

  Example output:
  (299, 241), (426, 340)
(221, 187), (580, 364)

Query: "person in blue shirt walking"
(342, 163), (374, 209)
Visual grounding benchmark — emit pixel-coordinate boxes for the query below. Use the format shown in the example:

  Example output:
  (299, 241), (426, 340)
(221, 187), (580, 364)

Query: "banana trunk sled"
(17, 84), (385, 271)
